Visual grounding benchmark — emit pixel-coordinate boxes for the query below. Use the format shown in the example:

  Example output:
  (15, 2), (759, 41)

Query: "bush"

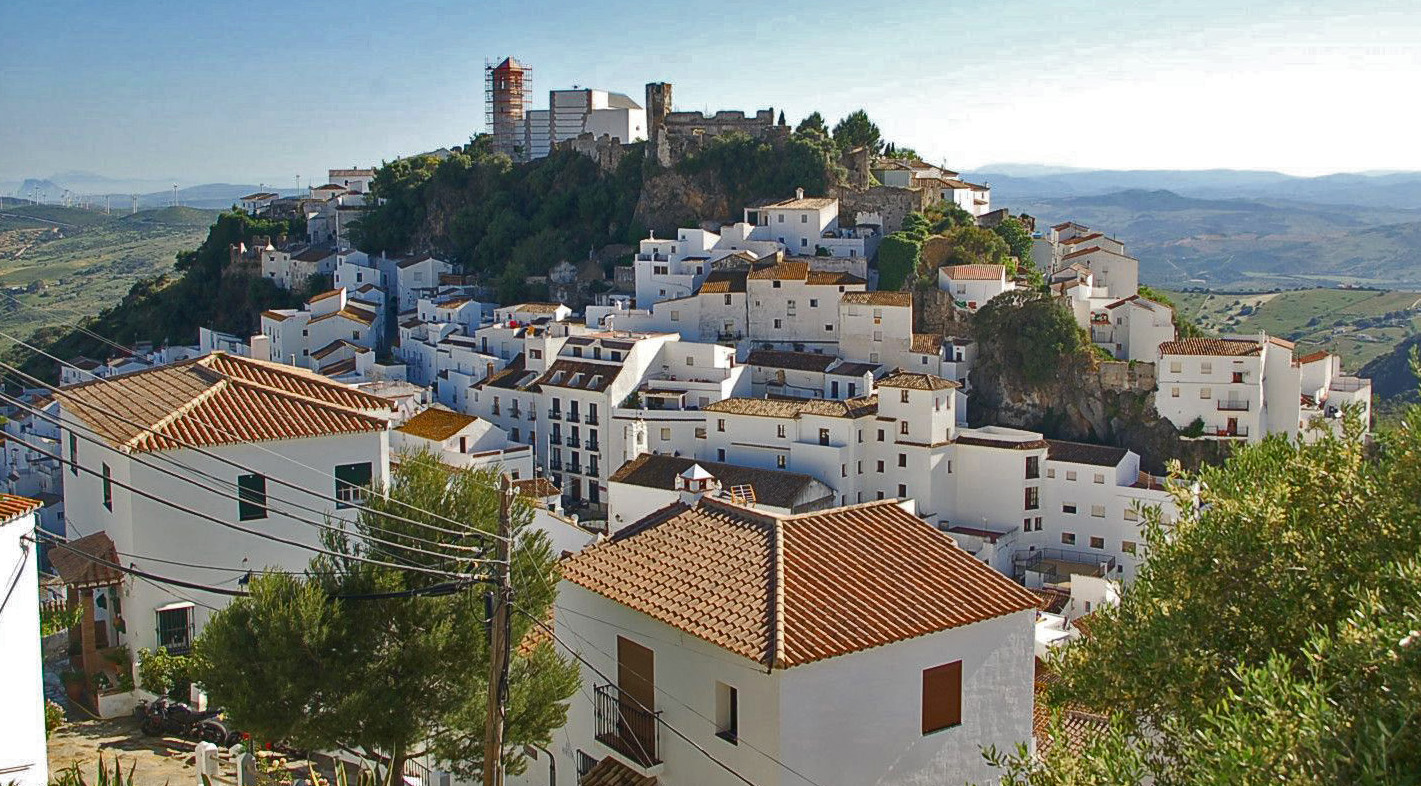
(972, 290), (1085, 386)
(877, 233), (922, 291)
(137, 647), (194, 700)
(1181, 416), (1207, 438)
(45, 699), (65, 737)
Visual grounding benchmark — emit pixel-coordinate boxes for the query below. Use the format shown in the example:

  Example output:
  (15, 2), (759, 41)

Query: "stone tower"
(645, 82), (673, 167)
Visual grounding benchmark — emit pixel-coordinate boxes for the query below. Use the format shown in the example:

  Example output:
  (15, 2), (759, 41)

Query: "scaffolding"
(485, 57), (530, 160)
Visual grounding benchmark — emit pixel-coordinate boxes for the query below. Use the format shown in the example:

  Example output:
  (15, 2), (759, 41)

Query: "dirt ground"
(48, 715), (210, 786)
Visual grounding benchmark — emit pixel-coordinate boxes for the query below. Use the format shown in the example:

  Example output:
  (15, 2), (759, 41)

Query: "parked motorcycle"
(134, 696), (243, 746)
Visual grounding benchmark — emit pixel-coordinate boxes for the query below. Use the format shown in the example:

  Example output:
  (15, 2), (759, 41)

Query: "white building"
(390, 406), (533, 477)
(1089, 295), (1175, 361)
(515, 88), (647, 161)
(54, 352), (393, 713)
(536, 495), (1040, 786)
(1156, 335), (1303, 442)
(396, 255), (455, 311)
(1297, 350), (1373, 437)
(743, 190), (881, 263)
(743, 350), (877, 400)
(0, 496), (46, 786)
(938, 264), (1014, 312)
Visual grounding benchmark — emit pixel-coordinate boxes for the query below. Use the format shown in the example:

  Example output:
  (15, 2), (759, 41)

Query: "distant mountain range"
(1, 173), (294, 210)
(966, 167), (1421, 211)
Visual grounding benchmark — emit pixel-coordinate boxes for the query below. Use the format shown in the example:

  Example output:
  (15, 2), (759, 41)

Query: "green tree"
(971, 289), (1084, 385)
(877, 233), (923, 291)
(989, 400), (1421, 784)
(831, 110), (882, 154)
(920, 225), (1012, 273)
(193, 454), (579, 785)
(795, 111), (827, 137)
(1138, 285), (1203, 339)
(991, 217), (1034, 271)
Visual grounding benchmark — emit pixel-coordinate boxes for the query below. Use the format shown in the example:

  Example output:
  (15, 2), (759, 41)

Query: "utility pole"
(483, 473), (514, 786)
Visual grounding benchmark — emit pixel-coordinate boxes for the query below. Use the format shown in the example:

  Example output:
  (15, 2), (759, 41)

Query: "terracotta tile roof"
(481, 353), (536, 391)
(307, 288), (344, 303)
(58, 352), (391, 453)
(1298, 350), (1330, 364)
(1060, 233), (1104, 245)
(703, 395), (878, 420)
(535, 360), (619, 392)
(911, 333), (943, 354)
(0, 494), (42, 526)
(513, 477), (560, 498)
(806, 271), (865, 286)
(309, 307), (376, 327)
(1159, 338), (1261, 357)
(955, 434), (1049, 450)
(745, 350), (837, 373)
(318, 358), (358, 377)
(261, 309), (293, 322)
(608, 454), (830, 511)
(396, 407), (478, 441)
(293, 247), (334, 263)
(830, 361), (879, 377)
(578, 757), (657, 786)
(311, 339), (359, 360)
(748, 261), (809, 281)
(563, 498), (1039, 668)
(758, 195), (837, 210)
(1269, 336), (1296, 351)
(397, 254), (440, 269)
(841, 291), (912, 307)
(941, 264), (1006, 281)
(877, 370), (958, 391)
(1033, 665), (1110, 756)
(1046, 439), (1128, 467)
(50, 532), (123, 588)
(239, 192), (278, 201)
(505, 302), (565, 314)
(697, 270), (748, 294)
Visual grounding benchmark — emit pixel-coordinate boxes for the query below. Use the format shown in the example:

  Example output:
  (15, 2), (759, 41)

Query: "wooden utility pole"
(483, 474), (515, 786)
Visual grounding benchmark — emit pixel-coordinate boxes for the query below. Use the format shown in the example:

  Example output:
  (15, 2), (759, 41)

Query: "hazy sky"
(3, 0), (1419, 185)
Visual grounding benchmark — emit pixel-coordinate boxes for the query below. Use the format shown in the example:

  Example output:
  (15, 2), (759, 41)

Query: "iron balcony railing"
(585, 413), (600, 425)
(547, 410), (562, 421)
(1217, 400), (1251, 411)
(595, 683), (661, 767)
(549, 459), (563, 471)
(569, 463), (583, 474)
(585, 440), (599, 451)
(567, 412), (581, 423)
(565, 435), (579, 447)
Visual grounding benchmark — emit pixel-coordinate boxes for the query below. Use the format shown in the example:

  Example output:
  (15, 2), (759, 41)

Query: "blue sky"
(2, 0), (1419, 184)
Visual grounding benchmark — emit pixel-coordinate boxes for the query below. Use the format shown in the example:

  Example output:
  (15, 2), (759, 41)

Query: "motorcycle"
(134, 696), (243, 747)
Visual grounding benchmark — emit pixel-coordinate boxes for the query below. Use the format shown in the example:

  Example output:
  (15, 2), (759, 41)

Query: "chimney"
(485, 361), (495, 381)
(795, 187), (804, 200)
(676, 464), (720, 506)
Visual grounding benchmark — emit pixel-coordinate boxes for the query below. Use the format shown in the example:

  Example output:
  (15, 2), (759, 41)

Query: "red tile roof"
(877, 370), (958, 391)
(59, 353), (392, 453)
(0, 494), (42, 526)
(563, 498), (1039, 668)
(50, 531), (123, 588)
(1159, 338), (1261, 357)
(941, 264), (1006, 281)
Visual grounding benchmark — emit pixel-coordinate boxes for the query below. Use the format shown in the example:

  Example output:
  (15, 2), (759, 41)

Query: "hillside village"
(0, 66), (1382, 786)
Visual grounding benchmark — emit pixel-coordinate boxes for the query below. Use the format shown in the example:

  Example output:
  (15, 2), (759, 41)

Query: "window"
(776, 455), (787, 469)
(900, 421), (909, 435)
(1093, 473), (1105, 484)
(725, 294), (733, 306)
(102, 463), (112, 511)
(69, 433), (78, 475)
(1034, 517), (1043, 531)
(1169, 361), (1182, 374)
(1171, 387), (1180, 398)
(1063, 503), (1077, 514)
(1046, 468), (1056, 479)
(897, 483), (907, 497)
(1023, 518), (1031, 532)
(717, 418), (726, 432)
(156, 603), (195, 654)
(800, 213), (807, 223)
(841, 464), (847, 477)
(772, 281), (782, 289)
(774, 319), (783, 329)
(1200, 387), (1212, 399)
(900, 389), (911, 404)
(819, 428), (830, 445)
(335, 462), (373, 508)
(777, 213), (784, 223)
(1232, 371), (1244, 383)
(877, 491), (885, 500)
(717, 448), (726, 461)
(1089, 536), (1105, 549)
(1123, 508), (1139, 521)
(809, 299), (819, 308)
(530, 349), (542, 359)
(1122, 540), (1138, 555)
(660, 428), (671, 441)
(1026, 456), (1040, 479)
(716, 682), (739, 743)
(1061, 532), (1076, 545)
(921, 661), (963, 734)
(670, 310), (680, 322)
(1201, 361), (1213, 375)
(777, 424), (787, 438)
(825, 324), (833, 332)
(238, 474), (267, 521)
(898, 453), (907, 467)
(857, 430), (863, 443)
(876, 460), (885, 473)
(800, 238), (808, 248)
(1066, 470), (1077, 482)
(1025, 487), (1039, 510)
(1091, 504), (1106, 518)
(877, 429), (885, 442)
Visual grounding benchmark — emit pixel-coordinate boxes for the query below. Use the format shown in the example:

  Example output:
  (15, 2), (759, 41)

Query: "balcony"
(569, 463), (583, 474)
(564, 435), (579, 447)
(567, 412), (581, 423)
(1215, 426), (1250, 438)
(595, 684), (662, 767)
(585, 413), (600, 426)
(508, 406), (521, 419)
(585, 440), (600, 451)
(1217, 400), (1251, 411)
(550, 459), (563, 471)
(1014, 548), (1116, 584)
(547, 410), (562, 421)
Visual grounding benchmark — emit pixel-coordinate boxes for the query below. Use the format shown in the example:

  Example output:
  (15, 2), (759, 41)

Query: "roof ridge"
(769, 518), (786, 671)
(779, 497), (905, 520)
(129, 375), (230, 451)
(221, 374), (389, 423)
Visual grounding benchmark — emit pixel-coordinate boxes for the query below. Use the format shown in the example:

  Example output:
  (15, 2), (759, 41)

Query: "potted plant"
(61, 669), (87, 704)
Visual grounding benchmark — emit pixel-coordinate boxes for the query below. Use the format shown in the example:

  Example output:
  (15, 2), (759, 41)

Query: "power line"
(7, 433), (467, 580)
(0, 330), (508, 545)
(60, 514), (341, 577)
(33, 531), (485, 601)
(1, 391), (497, 570)
(514, 606), (761, 786)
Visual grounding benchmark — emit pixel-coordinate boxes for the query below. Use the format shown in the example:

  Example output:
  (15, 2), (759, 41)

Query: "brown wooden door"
(1227, 417), (1238, 435)
(616, 636), (655, 761)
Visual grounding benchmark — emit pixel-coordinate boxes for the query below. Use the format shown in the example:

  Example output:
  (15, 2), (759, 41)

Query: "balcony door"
(617, 636), (656, 758)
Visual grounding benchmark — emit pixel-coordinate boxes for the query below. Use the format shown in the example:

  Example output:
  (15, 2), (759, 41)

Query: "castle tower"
(645, 82), (673, 167)
(486, 57), (530, 160)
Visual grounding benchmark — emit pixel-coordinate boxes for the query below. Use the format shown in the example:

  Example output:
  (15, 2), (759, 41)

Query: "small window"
(1066, 470), (1077, 482)
(1200, 387), (1212, 399)
(1025, 487), (1039, 510)
(717, 418), (726, 432)
(921, 661), (963, 734)
(825, 324), (834, 332)
(335, 462), (373, 508)
(777, 424), (787, 438)
(1123, 508), (1139, 522)
(1026, 456), (1040, 479)
(102, 463), (112, 511)
(897, 483), (907, 497)
(897, 453), (907, 468)
(1063, 503), (1077, 514)
(899, 421), (909, 435)
(774, 319), (783, 329)
(1201, 362), (1213, 375)
(717, 448), (726, 461)
(841, 464), (847, 477)
(876, 460), (885, 473)
(1093, 473), (1105, 484)
(660, 428), (671, 441)
(900, 389), (910, 403)
(809, 299), (819, 308)
(715, 682), (738, 743)
(1061, 532), (1076, 545)
(877, 429), (885, 442)
(1089, 536), (1105, 549)
(1170, 387), (1180, 398)
(1122, 540), (1138, 555)
(1169, 361), (1182, 374)
(1046, 468), (1056, 479)
(1091, 504), (1106, 518)
(69, 433), (78, 475)
(776, 455), (787, 469)
(238, 473), (268, 521)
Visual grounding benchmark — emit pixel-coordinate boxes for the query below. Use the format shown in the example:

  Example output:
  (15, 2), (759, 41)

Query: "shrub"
(1181, 417), (1207, 438)
(137, 647), (194, 700)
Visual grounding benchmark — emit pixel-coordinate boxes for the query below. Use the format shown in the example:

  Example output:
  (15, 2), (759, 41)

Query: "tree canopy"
(989, 397), (1421, 784)
(971, 289), (1085, 386)
(831, 110), (882, 154)
(193, 454), (578, 785)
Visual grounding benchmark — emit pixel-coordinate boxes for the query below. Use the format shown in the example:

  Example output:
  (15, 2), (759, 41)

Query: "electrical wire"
(0, 330), (508, 545)
(1, 391), (497, 572)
